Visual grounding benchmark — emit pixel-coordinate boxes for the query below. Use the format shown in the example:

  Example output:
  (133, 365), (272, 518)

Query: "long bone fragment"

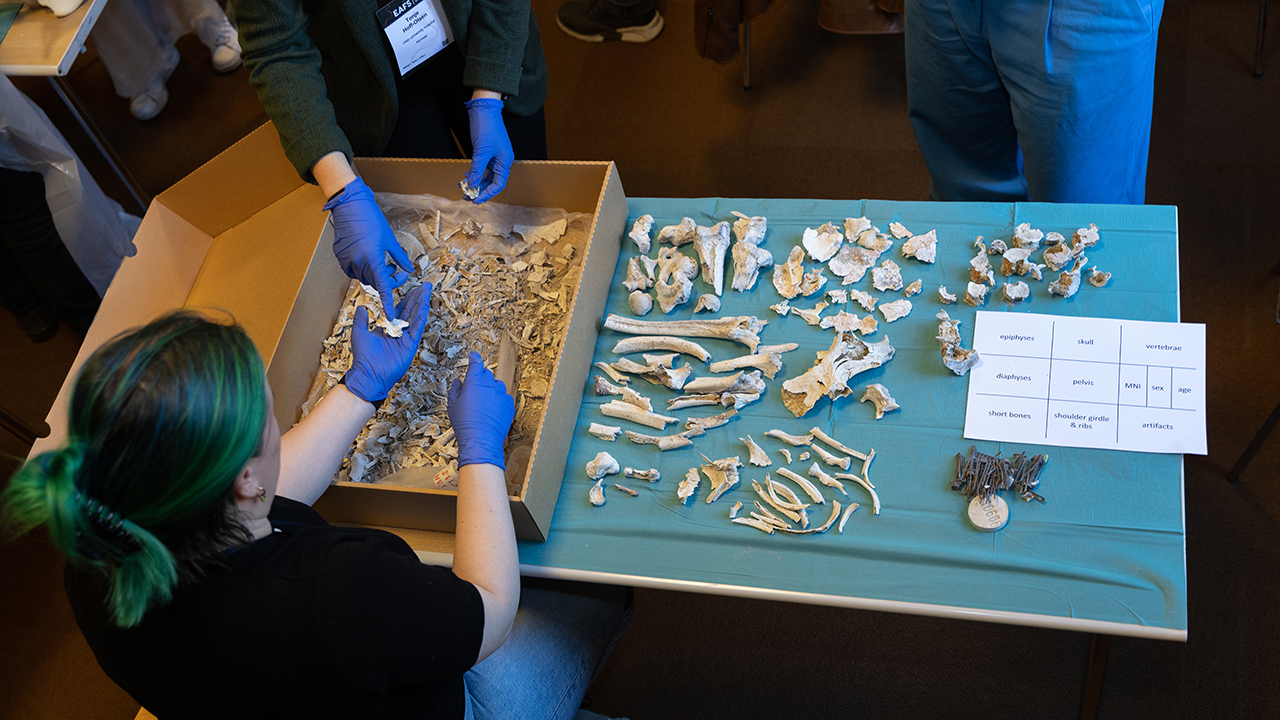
(685, 407), (738, 432)
(838, 502), (860, 533)
(777, 500), (842, 535)
(603, 314), (767, 352)
(757, 342), (799, 355)
(752, 504), (792, 529)
(733, 516), (776, 534)
(810, 442), (851, 471)
(708, 352), (783, 380)
(624, 467), (661, 482)
(765, 429), (813, 446)
(752, 478), (803, 523)
(684, 369), (764, 395)
(594, 361), (629, 385)
(588, 422), (621, 441)
(613, 484), (639, 497)
(776, 467), (826, 505)
(808, 463), (848, 495)
(741, 436), (772, 467)
(612, 336), (712, 362)
(625, 429), (699, 451)
(836, 472), (881, 515)
(592, 377), (653, 411)
(778, 448), (793, 464)
(809, 427), (863, 459)
(623, 257), (652, 292)
(611, 357), (691, 391)
(600, 400), (677, 430)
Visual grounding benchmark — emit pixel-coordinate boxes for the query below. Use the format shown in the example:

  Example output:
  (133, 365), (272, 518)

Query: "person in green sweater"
(231, 0), (549, 323)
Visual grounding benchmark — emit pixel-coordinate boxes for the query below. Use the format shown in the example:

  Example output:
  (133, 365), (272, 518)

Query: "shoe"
(16, 302), (58, 343)
(129, 85), (168, 121)
(557, 0), (664, 43)
(209, 18), (242, 73)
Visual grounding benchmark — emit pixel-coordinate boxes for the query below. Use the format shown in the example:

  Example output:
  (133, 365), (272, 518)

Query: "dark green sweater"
(232, 0), (548, 181)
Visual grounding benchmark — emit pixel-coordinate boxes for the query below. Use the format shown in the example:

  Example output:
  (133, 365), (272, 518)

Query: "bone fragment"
(821, 311), (877, 335)
(613, 336), (712, 362)
(752, 505), (791, 529)
(614, 483), (639, 497)
(765, 429), (813, 446)
(731, 238), (774, 292)
(588, 423), (621, 441)
(770, 299), (791, 316)
(838, 502), (859, 533)
(624, 429), (697, 451)
(778, 448), (793, 464)
(655, 246), (697, 313)
(1013, 223), (1043, 250)
(904, 279), (923, 298)
(641, 255), (658, 281)
(677, 468), (700, 505)
(592, 377), (653, 410)
(629, 214), (653, 254)
(611, 357), (691, 391)
(729, 501), (743, 519)
(701, 455), (743, 503)
(1088, 267), (1111, 288)
(799, 452), (810, 462)
(709, 352), (783, 380)
(691, 294), (719, 313)
(1043, 241), (1073, 272)
(802, 223), (844, 262)
(733, 516), (776, 534)
(860, 383), (900, 420)
(939, 285), (957, 304)
(628, 291), (653, 316)
(849, 289), (878, 312)
(775, 500), (842, 535)
(753, 479), (804, 522)
(901, 229), (938, 263)
(1048, 256), (1087, 298)
(780, 334), (896, 418)
(878, 299), (912, 323)
(684, 408), (738, 434)
(624, 467), (661, 482)
(936, 310), (980, 376)
(776, 467), (825, 505)
(757, 342), (799, 355)
(1002, 281), (1030, 302)
(799, 266), (828, 297)
(623, 257), (652, 292)
(684, 369), (764, 395)
(862, 448), (876, 486)
(772, 246), (806, 299)
(586, 452), (620, 480)
(808, 463), (847, 495)
(603, 314), (767, 352)
(658, 217), (697, 247)
(589, 479), (606, 506)
(830, 245), (880, 282)
(692, 222), (731, 295)
(600, 400), (677, 430)
(741, 435), (772, 467)
(888, 222), (911, 239)
(809, 427), (860, 459)
(963, 282), (988, 306)
(871, 260), (903, 292)
(810, 442), (852, 470)
(836, 472), (881, 515)
(791, 301), (829, 326)
(594, 361), (629, 385)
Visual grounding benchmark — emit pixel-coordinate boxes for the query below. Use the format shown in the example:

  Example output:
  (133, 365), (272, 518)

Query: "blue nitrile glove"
(447, 351), (516, 469)
(323, 177), (414, 321)
(464, 97), (514, 204)
(344, 282), (432, 403)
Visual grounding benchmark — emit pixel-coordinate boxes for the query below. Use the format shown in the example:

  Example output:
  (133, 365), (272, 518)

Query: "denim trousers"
(462, 586), (632, 720)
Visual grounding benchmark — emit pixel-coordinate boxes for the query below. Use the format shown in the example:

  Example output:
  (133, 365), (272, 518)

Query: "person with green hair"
(2, 283), (631, 719)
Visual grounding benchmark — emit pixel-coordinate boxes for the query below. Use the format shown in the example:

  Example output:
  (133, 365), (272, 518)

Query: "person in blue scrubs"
(905, 0), (1164, 203)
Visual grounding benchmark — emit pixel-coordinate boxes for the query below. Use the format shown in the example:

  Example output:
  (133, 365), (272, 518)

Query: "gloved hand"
(323, 176), (414, 321)
(447, 351), (516, 469)
(464, 97), (514, 204)
(344, 282), (432, 403)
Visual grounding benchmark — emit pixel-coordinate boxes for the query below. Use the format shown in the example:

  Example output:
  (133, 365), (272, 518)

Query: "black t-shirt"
(65, 497), (485, 719)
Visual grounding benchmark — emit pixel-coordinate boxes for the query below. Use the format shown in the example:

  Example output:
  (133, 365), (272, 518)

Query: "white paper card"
(377, 0), (454, 77)
(963, 311), (1206, 455)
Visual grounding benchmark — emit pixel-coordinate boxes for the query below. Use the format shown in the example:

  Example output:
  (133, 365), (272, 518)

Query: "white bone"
(776, 467), (825, 505)
(684, 407), (738, 432)
(692, 222), (731, 295)
(756, 342), (799, 354)
(590, 479), (606, 506)
(677, 468), (700, 504)
(729, 501), (743, 519)
(629, 214), (653, 254)
(732, 516), (775, 534)
(586, 452), (620, 480)
(836, 472), (881, 515)
(628, 291), (653, 315)
(741, 435), (771, 467)
(612, 336), (712, 362)
(809, 442), (851, 471)
(624, 467), (661, 482)
(838, 502), (859, 533)
(588, 423), (621, 441)
(860, 383), (900, 420)
(600, 400), (677, 430)
(808, 463), (847, 495)
(658, 217), (697, 247)
(765, 429), (812, 446)
(602, 314), (767, 352)
(708, 352), (783, 380)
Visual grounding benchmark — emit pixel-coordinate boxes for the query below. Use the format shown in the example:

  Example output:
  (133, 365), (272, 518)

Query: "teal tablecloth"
(518, 198), (1186, 638)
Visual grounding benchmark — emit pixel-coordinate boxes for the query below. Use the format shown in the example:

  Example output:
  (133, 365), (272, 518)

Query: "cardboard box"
(31, 123), (628, 543)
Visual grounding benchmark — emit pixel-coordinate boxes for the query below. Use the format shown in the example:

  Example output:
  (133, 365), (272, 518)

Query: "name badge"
(375, 0), (454, 77)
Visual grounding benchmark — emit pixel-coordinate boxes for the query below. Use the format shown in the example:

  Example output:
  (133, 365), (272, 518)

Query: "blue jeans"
(905, 0), (1164, 203)
(463, 585), (632, 720)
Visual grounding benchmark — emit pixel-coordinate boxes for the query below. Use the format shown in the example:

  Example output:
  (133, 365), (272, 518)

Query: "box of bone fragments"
(29, 122), (628, 542)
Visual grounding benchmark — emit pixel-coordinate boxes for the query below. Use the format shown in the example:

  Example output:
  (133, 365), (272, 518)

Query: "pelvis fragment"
(780, 333), (896, 418)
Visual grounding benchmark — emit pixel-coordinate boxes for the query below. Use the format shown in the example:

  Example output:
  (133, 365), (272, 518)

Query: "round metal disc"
(967, 494), (1009, 532)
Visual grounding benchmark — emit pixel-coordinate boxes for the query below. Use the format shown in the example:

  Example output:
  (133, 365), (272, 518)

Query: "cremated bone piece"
(757, 343), (799, 354)
(829, 245), (880, 282)
(858, 228), (893, 253)
(901, 229), (938, 263)
(838, 502), (859, 533)
(733, 516), (776, 534)
(629, 291), (653, 316)
(799, 266), (828, 297)
(776, 467), (826, 505)
(729, 501), (743, 519)
(588, 422), (622, 441)
(603, 314), (767, 352)
(624, 467), (661, 482)
(732, 212), (768, 245)
(1073, 223), (1100, 254)
(586, 452), (621, 480)
(1003, 281), (1030, 302)
(600, 399), (678, 430)
(709, 352), (783, 380)
(613, 336), (712, 362)
(742, 435), (772, 467)
(848, 289), (877, 311)
(860, 383), (900, 419)
(802, 223), (844, 262)
(693, 294), (721, 313)
(589, 479), (606, 506)
(692, 222), (731, 295)
(629, 214), (653, 254)
(963, 282), (988, 307)
(939, 285), (957, 304)
(780, 334), (896, 418)
(625, 429), (696, 451)
(836, 472), (881, 515)
(701, 455), (743, 503)
(791, 301), (829, 326)
(844, 217), (871, 240)
(684, 407), (738, 432)
(888, 222), (911, 239)
(778, 448), (792, 464)
(658, 217), (697, 247)
(904, 279), (923, 297)
(799, 452), (811, 462)
(988, 238), (1008, 254)
(810, 442), (851, 470)
(1049, 256), (1087, 298)
(936, 309), (980, 376)
(1013, 223), (1043, 250)
(623, 257), (652, 293)
(871, 260), (903, 292)
(820, 311), (877, 335)
(1001, 247), (1033, 276)
(677, 468), (700, 505)
(827, 289), (848, 304)
(878, 299), (912, 323)
(772, 246), (806, 299)
(765, 429), (813, 446)
(1088, 267), (1111, 287)
(1043, 241), (1073, 272)
(614, 484), (639, 497)
(770, 299), (791, 316)
(809, 463), (847, 495)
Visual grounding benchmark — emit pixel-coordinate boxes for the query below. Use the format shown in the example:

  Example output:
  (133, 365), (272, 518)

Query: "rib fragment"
(776, 467), (826, 505)
(765, 429), (813, 446)
(612, 336), (712, 362)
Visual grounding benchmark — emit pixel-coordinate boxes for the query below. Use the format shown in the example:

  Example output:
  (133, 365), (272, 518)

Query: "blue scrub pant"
(905, 0), (1164, 203)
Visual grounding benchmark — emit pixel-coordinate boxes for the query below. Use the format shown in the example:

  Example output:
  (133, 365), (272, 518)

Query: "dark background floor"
(3, 0), (1279, 717)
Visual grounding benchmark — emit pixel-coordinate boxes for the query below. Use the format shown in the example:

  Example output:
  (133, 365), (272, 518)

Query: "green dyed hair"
(1, 310), (268, 627)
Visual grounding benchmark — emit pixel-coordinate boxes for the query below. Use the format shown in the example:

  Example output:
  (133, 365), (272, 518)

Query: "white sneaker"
(210, 20), (242, 73)
(130, 85), (168, 121)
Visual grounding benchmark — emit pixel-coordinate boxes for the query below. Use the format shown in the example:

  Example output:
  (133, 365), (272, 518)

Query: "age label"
(965, 312), (1206, 455)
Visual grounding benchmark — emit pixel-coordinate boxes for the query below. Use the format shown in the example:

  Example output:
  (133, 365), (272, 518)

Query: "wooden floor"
(2, 1), (1279, 717)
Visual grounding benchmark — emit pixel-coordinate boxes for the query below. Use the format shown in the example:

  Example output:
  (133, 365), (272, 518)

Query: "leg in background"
(904, 0), (1027, 202)
(463, 584), (633, 720)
